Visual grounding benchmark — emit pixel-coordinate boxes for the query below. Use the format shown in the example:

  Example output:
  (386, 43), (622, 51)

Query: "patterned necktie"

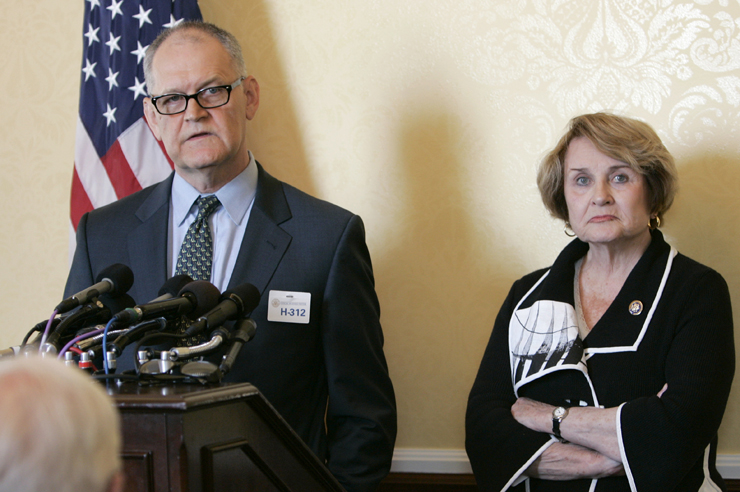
(175, 195), (221, 281)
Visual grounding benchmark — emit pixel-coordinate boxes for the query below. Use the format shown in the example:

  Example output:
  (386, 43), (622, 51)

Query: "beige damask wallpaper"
(1, 0), (738, 456)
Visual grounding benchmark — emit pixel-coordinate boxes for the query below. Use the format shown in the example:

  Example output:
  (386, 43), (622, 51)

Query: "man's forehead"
(151, 32), (233, 89)
(159, 29), (219, 53)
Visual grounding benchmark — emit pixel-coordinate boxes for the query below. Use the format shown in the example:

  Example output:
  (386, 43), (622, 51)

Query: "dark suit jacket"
(65, 163), (397, 492)
(466, 230), (734, 491)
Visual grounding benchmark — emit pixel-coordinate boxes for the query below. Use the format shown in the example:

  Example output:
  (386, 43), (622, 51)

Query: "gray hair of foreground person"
(0, 356), (123, 492)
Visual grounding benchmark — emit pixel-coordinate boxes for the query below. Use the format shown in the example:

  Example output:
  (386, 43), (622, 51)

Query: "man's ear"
(243, 76), (260, 121)
(143, 98), (163, 141)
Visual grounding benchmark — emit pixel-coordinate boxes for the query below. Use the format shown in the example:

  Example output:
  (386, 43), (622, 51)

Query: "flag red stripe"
(70, 167), (94, 232)
(143, 112), (175, 170)
(100, 139), (143, 199)
(157, 138), (175, 170)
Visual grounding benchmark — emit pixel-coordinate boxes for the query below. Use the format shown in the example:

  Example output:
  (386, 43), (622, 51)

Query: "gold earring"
(564, 222), (576, 237)
(649, 216), (661, 229)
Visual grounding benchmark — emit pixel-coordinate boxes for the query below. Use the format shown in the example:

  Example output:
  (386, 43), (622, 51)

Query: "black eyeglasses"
(150, 77), (245, 115)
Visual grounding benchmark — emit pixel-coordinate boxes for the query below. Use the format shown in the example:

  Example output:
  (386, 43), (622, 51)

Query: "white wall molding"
(391, 449), (472, 474)
(717, 455), (740, 480)
(392, 449), (740, 479)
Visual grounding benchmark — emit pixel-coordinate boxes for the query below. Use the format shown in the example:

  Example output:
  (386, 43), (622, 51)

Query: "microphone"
(219, 318), (257, 375)
(56, 264), (134, 313)
(72, 294), (137, 329)
(111, 280), (221, 326)
(184, 283), (260, 337)
(41, 294), (137, 354)
(175, 319), (257, 381)
(150, 274), (194, 302)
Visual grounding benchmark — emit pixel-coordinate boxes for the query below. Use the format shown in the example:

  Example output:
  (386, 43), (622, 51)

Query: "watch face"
(553, 407), (566, 419)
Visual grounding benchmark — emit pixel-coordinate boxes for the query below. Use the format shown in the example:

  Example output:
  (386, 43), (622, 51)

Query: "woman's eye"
(613, 174), (628, 183)
(576, 176), (589, 185)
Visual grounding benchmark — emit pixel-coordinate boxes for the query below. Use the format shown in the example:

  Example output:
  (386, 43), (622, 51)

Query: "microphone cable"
(58, 327), (105, 360)
(102, 317), (172, 374)
(102, 318), (116, 374)
(38, 309), (59, 352)
(21, 317), (61, 347)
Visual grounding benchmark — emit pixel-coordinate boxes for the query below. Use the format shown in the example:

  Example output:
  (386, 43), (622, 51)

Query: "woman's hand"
(511, 397), (622, 462)
(511, 397), (554, 434)
(512, 398), (625, 480)
(526, 442), (625, 480)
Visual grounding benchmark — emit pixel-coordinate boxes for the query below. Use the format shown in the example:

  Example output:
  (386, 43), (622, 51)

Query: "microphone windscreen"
(64, 294), (137, 332)
(179, 281), (221, 318)
(96, 264), (134, 297)
(157, 275), (194, 298)
(99, 293), (137, 313)
(224, 283), (261, 314)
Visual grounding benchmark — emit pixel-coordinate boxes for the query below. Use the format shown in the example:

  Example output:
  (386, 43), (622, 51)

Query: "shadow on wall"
(373, 104), (516, 446)
(665, 150), (740, 441)
(199, 0), (316, 196)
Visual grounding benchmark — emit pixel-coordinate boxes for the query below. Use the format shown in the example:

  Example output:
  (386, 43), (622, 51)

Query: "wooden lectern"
(109, 382), (345, 492)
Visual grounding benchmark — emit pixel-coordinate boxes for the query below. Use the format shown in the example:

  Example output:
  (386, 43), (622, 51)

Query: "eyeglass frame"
(149, 77), (246, 115)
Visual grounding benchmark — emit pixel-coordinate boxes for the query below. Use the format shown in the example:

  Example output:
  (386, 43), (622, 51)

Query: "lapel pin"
(629, 300), (643, 316)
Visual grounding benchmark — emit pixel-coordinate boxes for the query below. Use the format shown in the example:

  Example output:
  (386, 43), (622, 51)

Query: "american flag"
(72, 0), (202, 232)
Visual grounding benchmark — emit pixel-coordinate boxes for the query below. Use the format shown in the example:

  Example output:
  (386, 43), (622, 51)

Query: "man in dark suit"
(65, 21), (396, 492)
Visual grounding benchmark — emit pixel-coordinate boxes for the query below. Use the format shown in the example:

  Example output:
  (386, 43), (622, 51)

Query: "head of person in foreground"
(0, 356), (123, 492)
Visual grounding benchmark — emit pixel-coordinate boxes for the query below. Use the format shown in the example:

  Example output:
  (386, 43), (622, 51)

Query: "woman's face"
(563, 137), (652, 248)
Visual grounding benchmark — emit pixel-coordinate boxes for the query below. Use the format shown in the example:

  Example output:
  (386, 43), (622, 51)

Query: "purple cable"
(38, 309), (58, 352)
(57, 327), (105, 359)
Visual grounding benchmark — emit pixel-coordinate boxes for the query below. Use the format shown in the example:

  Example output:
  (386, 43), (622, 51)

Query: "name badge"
(267, 290), (311, 324)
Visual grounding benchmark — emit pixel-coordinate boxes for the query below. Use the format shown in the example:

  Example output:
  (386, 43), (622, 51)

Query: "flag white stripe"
(74, 116), (118, 209)
(118, 118), (173, 188)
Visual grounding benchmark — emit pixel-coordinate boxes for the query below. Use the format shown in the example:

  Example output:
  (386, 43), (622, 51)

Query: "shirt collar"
(171, 150), (259, 226)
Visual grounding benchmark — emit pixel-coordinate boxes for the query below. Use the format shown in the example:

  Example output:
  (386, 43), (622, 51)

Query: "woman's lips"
(589, 215), (617, 223)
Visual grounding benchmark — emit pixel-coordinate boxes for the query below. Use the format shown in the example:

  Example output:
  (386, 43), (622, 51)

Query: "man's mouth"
(186, 131), (212, 141)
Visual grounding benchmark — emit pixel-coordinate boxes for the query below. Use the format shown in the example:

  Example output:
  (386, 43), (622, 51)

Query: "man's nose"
(183, 97), (208, 120)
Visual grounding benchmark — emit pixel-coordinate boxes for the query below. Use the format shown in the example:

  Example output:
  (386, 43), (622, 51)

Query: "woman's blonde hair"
(537, 112), (678, 225)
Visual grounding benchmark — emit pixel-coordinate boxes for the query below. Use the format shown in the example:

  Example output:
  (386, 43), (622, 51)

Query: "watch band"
(552, 406), (569, 442)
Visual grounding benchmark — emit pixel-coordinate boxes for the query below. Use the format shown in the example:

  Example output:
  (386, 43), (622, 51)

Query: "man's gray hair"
(0, 356), (121, 492)
(143, 21), (248, 94)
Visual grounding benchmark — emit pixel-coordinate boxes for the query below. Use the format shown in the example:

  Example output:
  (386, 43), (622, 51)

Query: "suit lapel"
(228, 163), (292, 295)
(585, 232), (672, 353)
(127, 175), (173, 301)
